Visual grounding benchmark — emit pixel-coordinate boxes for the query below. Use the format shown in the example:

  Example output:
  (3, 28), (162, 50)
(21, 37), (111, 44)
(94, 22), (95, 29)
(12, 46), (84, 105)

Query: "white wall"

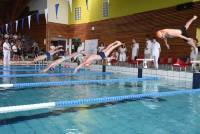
(47, 0), (68, 24)
(28, 0), (47, 12)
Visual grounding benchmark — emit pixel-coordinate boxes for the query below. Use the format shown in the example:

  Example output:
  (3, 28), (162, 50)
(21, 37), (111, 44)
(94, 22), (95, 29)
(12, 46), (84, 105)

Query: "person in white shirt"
(190, 39), (198, 70)
(151, 38), (161, 69)
(119, 44), (127, 62)
(144, 37), (152, 59)
(77, 42), (85, 53)
(3, 39), (11, 66)
(144, 37), (152, 67)
(131, 39), (139, 60)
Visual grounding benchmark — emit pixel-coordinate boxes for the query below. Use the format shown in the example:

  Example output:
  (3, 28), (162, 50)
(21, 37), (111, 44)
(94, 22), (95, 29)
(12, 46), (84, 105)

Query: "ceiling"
(0, 0), (30, 25)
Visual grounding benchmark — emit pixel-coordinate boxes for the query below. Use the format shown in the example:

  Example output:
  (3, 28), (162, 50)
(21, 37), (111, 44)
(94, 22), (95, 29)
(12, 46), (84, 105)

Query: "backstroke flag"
(28, 15), (31, 29)
(15, 20), (18, 32)
(55, 0), (59, 18)
(45, 8), (48, 23)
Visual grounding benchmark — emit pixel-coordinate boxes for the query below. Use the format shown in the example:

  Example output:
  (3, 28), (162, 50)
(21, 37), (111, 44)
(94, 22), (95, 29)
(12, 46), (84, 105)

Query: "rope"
(0, 68), (86, 72)
(0, 77), (158, 88)
(0, 88), (200, 114)
(0, 69), (40, 72)
(0, 72), (112, 78)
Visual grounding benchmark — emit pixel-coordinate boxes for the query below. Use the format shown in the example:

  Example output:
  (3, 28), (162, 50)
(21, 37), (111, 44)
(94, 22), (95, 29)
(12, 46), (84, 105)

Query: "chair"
(111, 59), (118, 65)
(159, 57), (168, 69)
(172, 58), (188, 71)
(127, 56), (138, 67)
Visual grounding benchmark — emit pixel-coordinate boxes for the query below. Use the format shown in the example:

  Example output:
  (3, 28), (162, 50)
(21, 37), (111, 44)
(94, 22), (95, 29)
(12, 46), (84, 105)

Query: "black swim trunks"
(98, 52), (106, 59)
(180, 27), (188, 37)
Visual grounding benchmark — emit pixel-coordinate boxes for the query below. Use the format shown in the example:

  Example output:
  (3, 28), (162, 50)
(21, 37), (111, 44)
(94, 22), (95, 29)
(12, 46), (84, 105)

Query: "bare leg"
(185, 15), (198, 30)
(187, 39), (197, 49)
(103, 41), (119, 52)
(43, 58), (65, 72)
(73, 55), (100, 73)
(51, 49), (64, 56)
(104, 42), (122, 56)
(73, 62), (86, 74)
(43, 52), (80, 72)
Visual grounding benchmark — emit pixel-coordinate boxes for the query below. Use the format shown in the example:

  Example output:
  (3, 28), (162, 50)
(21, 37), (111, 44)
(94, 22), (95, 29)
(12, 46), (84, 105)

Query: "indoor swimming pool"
(0, 65), (199, 134)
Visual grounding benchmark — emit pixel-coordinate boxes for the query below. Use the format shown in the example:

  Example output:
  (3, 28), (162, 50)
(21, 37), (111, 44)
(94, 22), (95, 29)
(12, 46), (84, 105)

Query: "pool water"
(0, 66), (198, 134)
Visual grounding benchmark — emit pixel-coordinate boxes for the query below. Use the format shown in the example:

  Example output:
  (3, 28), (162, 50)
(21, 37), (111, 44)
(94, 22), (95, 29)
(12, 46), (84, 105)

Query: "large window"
(102, 0), (109, 17)
(74, 7), (81, 20)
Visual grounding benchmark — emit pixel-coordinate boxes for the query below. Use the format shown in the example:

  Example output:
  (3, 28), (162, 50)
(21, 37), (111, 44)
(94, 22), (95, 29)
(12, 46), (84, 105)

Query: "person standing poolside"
(131, 39), (139, 60)
(119, 43), (127, 62)
(190, 39), (199, 70)
(3, 39), (11, 66)
(151, 38), (161, 69)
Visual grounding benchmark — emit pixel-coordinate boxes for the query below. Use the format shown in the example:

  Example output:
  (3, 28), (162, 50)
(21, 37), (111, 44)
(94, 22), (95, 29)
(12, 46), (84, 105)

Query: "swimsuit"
(98, 52), (106, 59)
(45, 52), (51, 60)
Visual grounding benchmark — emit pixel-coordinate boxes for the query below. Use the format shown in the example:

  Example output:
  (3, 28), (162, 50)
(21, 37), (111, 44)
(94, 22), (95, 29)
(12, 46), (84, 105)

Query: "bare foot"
(193, 15), (198, 20)
(166, 44), (170, 49)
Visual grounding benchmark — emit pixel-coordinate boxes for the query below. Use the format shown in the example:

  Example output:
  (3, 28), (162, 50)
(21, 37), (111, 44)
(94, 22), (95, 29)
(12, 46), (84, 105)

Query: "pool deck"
(68, 62), (193, 81)
(0, 61), (193, 81)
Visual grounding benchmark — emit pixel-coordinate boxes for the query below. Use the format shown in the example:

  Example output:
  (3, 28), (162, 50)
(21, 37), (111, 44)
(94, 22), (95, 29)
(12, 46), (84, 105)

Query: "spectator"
(131, 39), (139, 60)
(97, 42), (105, 54)
(144, 36), (152, 67)
(119, 43), (127, 63)
(12, 42), (18, 61)
(17, 40), (24, 61)
(190, 39), (198, 70)
(151, 38), (161, 69)
(144, 36), (152, 59)
(77, 42), (85, 52)
(32, 41), (39, 58)
(3, 39), (11, 66)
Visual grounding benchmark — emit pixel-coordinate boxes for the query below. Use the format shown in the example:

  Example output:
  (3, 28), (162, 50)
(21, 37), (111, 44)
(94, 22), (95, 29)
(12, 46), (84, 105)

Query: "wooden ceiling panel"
(0, 0), (30, 25)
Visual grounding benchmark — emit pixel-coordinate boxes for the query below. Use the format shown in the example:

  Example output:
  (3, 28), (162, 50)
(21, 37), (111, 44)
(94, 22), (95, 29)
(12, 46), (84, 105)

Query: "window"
(102, 0), (109, 17)
(74, 7), (81, 20)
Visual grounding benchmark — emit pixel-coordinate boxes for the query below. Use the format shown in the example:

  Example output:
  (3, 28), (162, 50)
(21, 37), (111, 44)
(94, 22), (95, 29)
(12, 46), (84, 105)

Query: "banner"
(28, 15), (31, 29)
(36, 11), (40, 24)
(8, 22), (12, 32)
(86, 0), (88, 10)
(55, 3), (59, 18)
(21, 18), (24, 30)
(5, 24), (8, 33)
(15, 20), (18, 32)
(68, 0), (72, 12)
(45, 8), (48, 23)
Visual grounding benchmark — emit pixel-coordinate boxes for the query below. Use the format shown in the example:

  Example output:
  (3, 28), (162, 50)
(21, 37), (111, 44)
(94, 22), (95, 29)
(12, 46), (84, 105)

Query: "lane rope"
(0, 88), (199, 114)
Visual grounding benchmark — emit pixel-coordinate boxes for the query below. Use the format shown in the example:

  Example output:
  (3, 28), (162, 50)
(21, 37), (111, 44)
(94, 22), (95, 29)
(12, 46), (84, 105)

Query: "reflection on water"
(2, 66), (11, 90)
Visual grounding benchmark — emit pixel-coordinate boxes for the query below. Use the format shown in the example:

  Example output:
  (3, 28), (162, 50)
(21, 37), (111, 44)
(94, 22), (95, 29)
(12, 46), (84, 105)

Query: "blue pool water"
(0, 66), (198, 134)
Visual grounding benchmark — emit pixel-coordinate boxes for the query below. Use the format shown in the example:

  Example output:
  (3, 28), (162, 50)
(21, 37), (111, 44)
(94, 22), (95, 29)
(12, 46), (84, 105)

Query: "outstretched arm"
(34, 55), (46, 63)
(73, 62), (86, 74)
(55, 46), (63, 50)
(43, 52), (84, 72)
(163, 38), (170, 49)
(177, 34), (191, 41)
(42, 58), (65, 72)
(51, 49), (63, 55)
